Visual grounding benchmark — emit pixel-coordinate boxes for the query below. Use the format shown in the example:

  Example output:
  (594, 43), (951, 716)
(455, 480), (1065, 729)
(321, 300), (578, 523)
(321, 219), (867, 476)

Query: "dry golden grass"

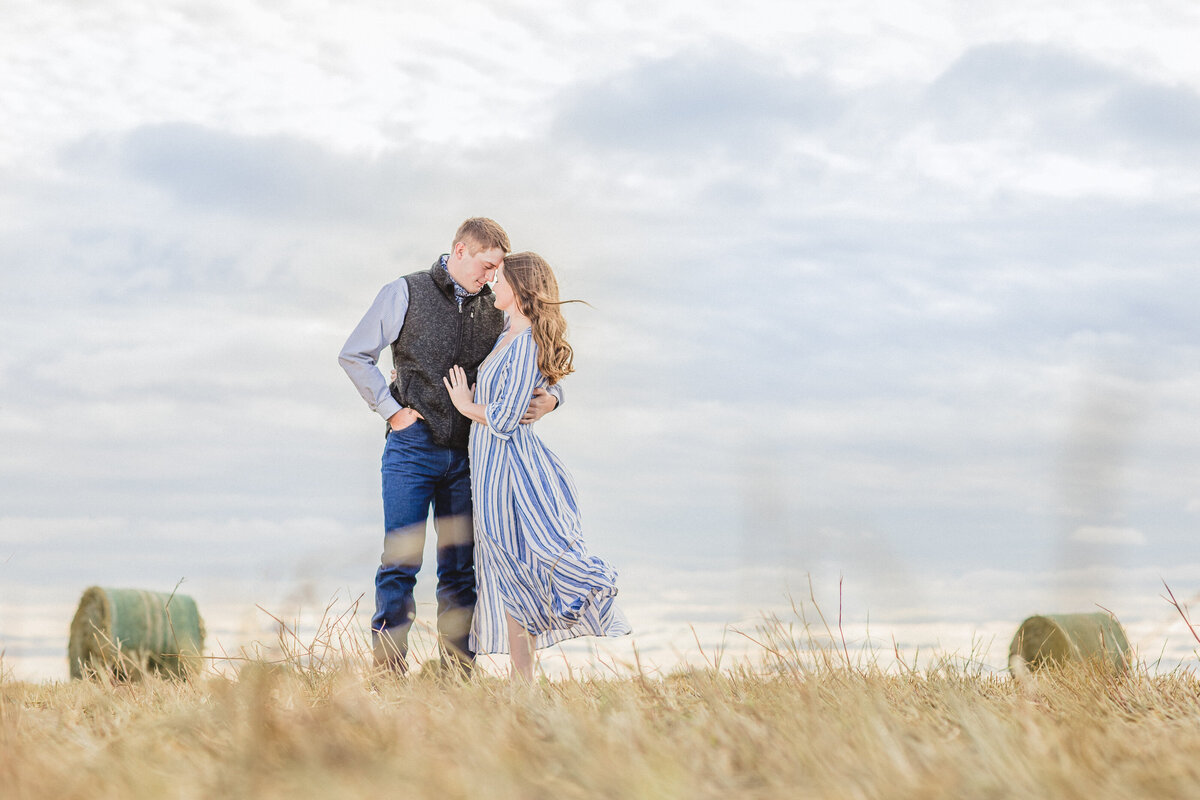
(4, 608), (1200, 799)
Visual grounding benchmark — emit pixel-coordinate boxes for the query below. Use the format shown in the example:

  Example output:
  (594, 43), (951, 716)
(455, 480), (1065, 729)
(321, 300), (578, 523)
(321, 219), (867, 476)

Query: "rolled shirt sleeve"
(483, 333), (542, 440)
(337, 279), (410, 422)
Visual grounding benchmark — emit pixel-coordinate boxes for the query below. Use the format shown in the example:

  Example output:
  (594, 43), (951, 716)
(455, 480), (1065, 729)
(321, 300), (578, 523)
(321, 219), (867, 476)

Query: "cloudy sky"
(4, 0), (1200, 679)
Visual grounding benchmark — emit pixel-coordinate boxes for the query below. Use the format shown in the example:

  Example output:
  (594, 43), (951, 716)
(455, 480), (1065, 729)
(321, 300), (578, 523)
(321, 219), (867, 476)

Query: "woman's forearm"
(454, 399), (489, 426)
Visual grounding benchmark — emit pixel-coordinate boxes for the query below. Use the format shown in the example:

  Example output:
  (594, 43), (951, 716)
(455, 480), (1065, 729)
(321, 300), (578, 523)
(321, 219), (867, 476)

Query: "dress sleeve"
(483, 333), (541, 440)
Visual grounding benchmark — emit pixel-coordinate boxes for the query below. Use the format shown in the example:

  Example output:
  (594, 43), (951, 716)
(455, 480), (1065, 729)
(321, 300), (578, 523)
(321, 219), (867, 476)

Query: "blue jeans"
(375, 420), (475, 671)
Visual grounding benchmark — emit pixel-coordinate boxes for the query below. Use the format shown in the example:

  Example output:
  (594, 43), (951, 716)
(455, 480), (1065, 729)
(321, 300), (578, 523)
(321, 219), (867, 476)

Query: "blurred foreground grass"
(4, 609), (1200, 799)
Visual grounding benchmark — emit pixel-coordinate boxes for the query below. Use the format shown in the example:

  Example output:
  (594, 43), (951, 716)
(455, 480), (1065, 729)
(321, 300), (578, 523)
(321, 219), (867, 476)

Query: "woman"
(443, 252), (630, 681)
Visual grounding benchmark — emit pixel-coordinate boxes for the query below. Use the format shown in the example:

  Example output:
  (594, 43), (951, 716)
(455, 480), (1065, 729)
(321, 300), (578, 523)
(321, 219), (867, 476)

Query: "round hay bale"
(68, 587), (206, 680)
(1008, 612), (1130, 677)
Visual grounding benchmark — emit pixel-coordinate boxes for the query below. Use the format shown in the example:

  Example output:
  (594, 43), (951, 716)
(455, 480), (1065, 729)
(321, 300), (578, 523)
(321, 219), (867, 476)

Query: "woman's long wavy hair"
(500, 252), (582, 386)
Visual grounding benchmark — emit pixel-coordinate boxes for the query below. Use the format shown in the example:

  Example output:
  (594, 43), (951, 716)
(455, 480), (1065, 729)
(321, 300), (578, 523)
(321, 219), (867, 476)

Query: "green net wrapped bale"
(68, 586), (206, 680)
(1008, 612), (1130, 678)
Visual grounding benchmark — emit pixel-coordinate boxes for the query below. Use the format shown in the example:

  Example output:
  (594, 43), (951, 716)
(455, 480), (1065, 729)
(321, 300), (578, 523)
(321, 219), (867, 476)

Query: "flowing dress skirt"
(468, 328), (631, 653)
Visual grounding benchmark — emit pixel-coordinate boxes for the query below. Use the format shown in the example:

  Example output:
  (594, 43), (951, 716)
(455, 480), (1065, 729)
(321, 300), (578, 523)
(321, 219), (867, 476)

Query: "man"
(339, 218), (560, 672)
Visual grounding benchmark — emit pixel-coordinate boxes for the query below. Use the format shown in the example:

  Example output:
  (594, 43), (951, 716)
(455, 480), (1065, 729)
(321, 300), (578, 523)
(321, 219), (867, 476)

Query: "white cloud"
(553, 45), (842, 156)
(1071, 525), (1148, 546)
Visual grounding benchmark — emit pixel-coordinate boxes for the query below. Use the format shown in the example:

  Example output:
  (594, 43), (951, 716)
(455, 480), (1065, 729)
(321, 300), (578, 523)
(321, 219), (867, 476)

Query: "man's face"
(447, 241), (504, 293)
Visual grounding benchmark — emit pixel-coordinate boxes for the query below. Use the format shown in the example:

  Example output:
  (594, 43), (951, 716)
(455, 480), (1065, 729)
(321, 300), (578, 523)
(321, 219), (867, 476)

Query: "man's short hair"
(453, 218), (511, 255)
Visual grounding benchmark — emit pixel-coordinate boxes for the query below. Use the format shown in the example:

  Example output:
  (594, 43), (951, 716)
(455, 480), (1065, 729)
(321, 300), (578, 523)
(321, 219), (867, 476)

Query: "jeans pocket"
(387, 420), (425, 446)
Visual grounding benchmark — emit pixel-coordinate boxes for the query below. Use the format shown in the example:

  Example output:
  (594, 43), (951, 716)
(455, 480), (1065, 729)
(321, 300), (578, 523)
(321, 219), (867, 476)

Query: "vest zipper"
(451, 299), (467, 443)
(454, 299), (465, 365)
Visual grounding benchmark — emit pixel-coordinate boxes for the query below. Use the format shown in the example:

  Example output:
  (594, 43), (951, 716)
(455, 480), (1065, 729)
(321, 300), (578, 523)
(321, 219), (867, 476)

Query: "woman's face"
(492, 267), (520, 314)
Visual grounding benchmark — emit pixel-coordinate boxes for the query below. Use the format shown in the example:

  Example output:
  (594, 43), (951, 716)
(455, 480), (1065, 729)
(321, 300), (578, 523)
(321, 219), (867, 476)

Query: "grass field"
(3, 606), (1200, 799)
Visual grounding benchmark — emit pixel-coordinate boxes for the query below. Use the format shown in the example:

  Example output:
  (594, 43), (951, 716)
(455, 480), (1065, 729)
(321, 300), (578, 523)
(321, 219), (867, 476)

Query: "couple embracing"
(339, 218), (630, 681)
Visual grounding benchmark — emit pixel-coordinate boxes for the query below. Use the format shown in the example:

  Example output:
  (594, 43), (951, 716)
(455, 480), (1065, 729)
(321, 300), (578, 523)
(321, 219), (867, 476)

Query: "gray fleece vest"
(388, 260), (505, 449)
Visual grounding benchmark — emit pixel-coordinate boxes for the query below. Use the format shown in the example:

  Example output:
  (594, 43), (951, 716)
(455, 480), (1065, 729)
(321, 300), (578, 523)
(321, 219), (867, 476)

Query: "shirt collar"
(439, 254), (477, 303)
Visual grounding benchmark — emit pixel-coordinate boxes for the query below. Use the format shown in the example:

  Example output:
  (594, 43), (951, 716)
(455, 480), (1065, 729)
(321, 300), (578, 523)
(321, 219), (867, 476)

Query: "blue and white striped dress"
(468, 326), (631, 654)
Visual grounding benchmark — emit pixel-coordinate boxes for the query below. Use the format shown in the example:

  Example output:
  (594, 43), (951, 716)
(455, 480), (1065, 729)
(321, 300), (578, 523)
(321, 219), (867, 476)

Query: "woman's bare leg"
(506, 612), (535, 682)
